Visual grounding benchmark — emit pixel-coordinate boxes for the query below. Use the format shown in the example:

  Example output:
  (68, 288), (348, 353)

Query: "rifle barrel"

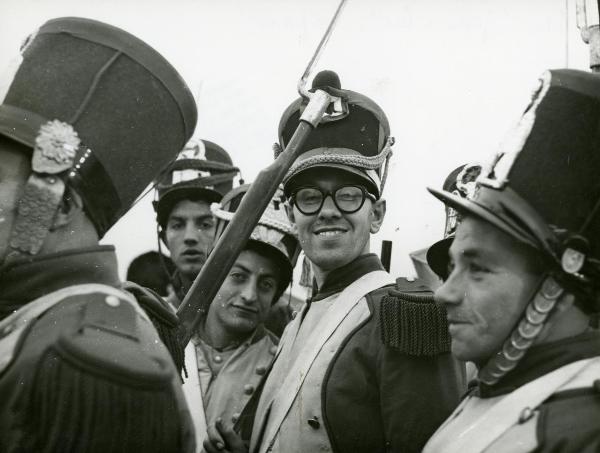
(177, 121), (314, 347)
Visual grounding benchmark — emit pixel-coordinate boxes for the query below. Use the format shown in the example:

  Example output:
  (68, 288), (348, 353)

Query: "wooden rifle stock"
(176, 0), (348, 348)
(177, 120), (317, 347)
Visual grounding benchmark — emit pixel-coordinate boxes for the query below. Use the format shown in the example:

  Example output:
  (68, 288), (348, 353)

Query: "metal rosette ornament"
(0, 17), (197, 261)
(211, 184), (300, 301)
(429, 69), (600, 386)
(8, 120), (86, 259)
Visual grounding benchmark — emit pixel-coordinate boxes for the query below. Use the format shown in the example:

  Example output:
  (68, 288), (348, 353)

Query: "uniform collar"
(311, 253), (384, 302)
(195, 322), (273, 351)
(477, 329), (600, 398)
(0, 245), (120, 319)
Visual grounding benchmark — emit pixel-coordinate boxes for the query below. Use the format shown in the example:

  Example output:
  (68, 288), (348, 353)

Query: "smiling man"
(154, 139), (240, 307)
(203, 71), (462, 453)
(423, 69), (600, 453)
(183, 185), (299, 449)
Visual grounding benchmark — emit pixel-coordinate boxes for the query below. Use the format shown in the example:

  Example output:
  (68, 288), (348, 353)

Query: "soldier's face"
(287, 168), (385, 275)
(0, 138), (30, 261)
(207, 249), (279, 336)
(164, 199), (215, 279)
(435, 216), (542, 365)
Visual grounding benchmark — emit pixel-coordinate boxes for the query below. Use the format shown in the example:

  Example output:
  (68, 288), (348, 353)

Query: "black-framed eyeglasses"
(290, 185), (376, 215)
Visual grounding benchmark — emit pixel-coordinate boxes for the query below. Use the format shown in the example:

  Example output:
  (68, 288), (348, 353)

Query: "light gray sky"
(0, 0), (590, 278)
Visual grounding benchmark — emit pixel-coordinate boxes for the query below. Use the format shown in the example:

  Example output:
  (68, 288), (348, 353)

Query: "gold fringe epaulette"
(380, 278), (451, 356)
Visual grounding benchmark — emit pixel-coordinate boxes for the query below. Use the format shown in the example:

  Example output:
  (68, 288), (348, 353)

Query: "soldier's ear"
(285, 202), (296, 225)
(370, 198), (386, 234)
(50, 188), (84, 230)
(159, 227), (168, 246)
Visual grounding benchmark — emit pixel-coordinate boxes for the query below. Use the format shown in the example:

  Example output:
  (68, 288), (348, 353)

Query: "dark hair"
(126, 251), (174, 297)
(244, 240), (293, 303)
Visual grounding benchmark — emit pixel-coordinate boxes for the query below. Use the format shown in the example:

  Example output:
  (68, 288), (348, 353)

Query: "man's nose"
(318, 194), (341, 218)
(434, 271), (463, 308)
(183, 223), (199, 244)
(240, 279), (258, 303)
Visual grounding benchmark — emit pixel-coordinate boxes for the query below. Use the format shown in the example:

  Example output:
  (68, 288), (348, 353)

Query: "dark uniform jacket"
(424, 331), (600, 452)
(249, 254), (463, 453)
(0, 245), (195, 453)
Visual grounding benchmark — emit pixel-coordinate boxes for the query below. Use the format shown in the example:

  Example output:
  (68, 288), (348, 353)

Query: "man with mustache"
(153, 138), (240, 308)
(423, 69), (600, 452)
(0, 17), (197, 452)
(205, 70), (463, 453)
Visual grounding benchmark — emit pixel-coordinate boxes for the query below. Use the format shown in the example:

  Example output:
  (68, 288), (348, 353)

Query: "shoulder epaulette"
(380, 277), (451, 356)
(2, 287), (187, 451)
(391, 276), (433, 294)
(123, 281), (185, 374)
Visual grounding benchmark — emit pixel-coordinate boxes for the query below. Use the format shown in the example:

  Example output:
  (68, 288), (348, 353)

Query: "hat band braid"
(283, 136), (394, 194)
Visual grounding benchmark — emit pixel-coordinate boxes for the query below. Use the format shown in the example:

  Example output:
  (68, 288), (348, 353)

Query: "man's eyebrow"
(449, 246), (481, 260)
(231, 263), (251, 273)
(259, 272), (279, 280)
(169, 214), (213, 222)
(461, 249), (481, 259)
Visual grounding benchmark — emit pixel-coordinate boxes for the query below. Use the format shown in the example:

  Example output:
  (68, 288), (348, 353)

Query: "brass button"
(243, 384), (254, 395)
(213, 355), (223, 363)
(2, 324), (14, 336)
(269, 345), (278, 355)
(231, 413), (240, 424)
(307, 416), (320, 429)
(256, 366), (267, 375)
(518, 407), (534, 424)
(105, 295), (120, 307)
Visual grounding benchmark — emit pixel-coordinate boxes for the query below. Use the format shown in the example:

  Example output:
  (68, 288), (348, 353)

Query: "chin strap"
(478, 274), (564, 386)
(5, 120), (82, 263)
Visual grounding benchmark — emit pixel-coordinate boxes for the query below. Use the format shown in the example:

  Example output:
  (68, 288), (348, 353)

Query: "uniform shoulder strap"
(379, 277), (451, 355)
(0, 283), (194, 452)
(122, 281), (185, 374)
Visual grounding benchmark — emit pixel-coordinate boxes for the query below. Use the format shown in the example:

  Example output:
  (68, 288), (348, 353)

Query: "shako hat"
(0, 17), (197, 237)
(426, 163), (481, 279)
(429, 69), (600, 311)
(153, 138), (239, 229)
(211, 185), (300, 301)
(278, 70), (393, 199)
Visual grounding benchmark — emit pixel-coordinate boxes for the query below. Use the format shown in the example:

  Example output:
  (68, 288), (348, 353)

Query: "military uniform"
(183, 185), (300, 450)
(0, 246), (194, 452)
(424, 69), (600, 452)
(251, 254), (462, 453)
(245, 70), (463, 453)
(0, 17), (197, 452)
(425, 332), (600, 453)
(183, 326), (278, 447)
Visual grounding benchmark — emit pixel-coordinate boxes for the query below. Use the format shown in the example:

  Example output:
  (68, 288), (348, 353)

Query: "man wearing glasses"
(204, 71), (462, 453)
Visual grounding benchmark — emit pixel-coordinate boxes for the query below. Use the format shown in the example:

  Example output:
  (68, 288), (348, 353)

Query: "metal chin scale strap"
(478, 275), (564, 386)
(6, 121), (88, 262)
(478, 206), (600, 386)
